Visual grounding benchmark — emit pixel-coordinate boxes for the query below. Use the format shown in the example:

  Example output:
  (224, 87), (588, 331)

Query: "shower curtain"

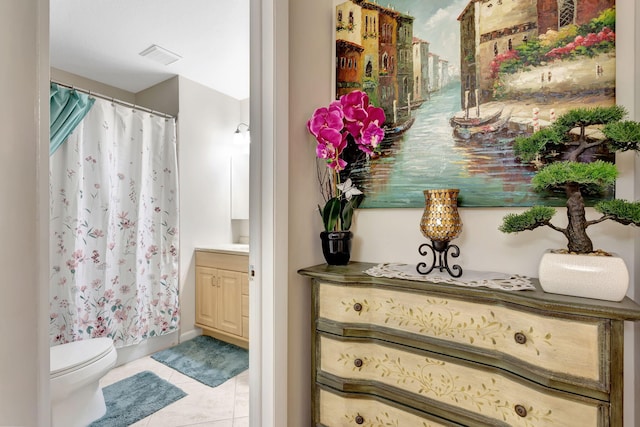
(49, 96), (180, 348)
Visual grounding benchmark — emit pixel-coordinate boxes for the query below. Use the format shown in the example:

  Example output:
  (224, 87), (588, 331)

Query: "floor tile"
(232, 417), (249, 427)
(101, 350), (249, 426)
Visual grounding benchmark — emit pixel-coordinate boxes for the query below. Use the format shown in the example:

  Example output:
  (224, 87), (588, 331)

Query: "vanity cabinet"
(195, 249), (249, 349)
(298, 262), (640, 427)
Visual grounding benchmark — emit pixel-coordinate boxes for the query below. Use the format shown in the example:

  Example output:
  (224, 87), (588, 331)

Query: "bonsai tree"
(499, 105), (640, 254)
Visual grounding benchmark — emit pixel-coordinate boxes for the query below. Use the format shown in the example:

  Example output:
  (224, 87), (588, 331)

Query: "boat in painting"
(449, 104), (504, 128)
(381, 116), (416, 146)
(453, 108), (513, 140)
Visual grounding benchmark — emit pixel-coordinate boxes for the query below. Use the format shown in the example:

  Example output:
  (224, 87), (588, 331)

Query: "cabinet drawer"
(317, 282), (606, 389)
(317, 386), (457, 427)
(195, 251), (248, 271)
(319, 334), (605, 427)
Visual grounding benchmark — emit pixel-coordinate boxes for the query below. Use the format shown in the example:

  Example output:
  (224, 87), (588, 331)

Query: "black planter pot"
(320, 231), (353, 265)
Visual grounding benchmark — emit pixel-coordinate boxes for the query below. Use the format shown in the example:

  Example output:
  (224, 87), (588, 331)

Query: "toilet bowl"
(50, 337), (117, 427)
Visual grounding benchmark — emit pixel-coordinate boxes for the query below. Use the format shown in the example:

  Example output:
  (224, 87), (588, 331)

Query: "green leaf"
(341, 194), (364, 230)
(513, 127), (565, 162)
(499, 206), (556, 233)
(322, 198), (341, 232)
(603, 120), (640, 152)
(595, 199), (640, 226)
(532, 160), (617, 191)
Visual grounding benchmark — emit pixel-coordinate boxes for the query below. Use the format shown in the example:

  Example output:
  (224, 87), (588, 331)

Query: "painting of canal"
(335, 0), (617, 207)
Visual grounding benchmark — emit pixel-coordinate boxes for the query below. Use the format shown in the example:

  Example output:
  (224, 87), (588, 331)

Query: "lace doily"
(364, 263), (535, 291)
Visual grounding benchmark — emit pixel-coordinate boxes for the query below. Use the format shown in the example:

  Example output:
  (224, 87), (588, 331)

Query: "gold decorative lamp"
(417, 188), (463, 277)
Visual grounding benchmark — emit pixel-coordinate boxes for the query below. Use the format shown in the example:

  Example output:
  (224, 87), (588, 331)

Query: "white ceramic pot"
(538, 251), (629, 302)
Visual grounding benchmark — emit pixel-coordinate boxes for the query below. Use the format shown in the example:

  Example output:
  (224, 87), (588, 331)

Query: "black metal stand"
(416, 240), (463, 278)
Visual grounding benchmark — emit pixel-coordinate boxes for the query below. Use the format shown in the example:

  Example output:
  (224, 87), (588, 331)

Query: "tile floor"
(99, 355), (249, 427)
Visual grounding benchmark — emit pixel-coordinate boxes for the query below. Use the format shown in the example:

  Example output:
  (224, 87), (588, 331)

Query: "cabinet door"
(217, 269), (244, 336)
(196, 266), (217, 328)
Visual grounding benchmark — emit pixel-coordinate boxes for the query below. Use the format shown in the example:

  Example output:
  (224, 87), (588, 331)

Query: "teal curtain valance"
(50, 83), (95, 156)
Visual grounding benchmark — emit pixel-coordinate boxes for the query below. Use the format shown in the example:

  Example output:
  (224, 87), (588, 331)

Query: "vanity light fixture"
(233, 122), (251, 146)
(235, 123), (250, 134)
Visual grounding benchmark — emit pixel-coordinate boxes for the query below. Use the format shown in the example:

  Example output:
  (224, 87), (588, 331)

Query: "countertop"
(195, 244), (249, 255)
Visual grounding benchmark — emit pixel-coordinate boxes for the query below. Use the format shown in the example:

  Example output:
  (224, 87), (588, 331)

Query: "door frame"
(249, 0), (289, 425)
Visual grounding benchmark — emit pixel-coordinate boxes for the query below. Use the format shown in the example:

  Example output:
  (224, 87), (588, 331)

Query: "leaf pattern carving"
(338, 351), (555, 426)
(380, 298), (552, 354)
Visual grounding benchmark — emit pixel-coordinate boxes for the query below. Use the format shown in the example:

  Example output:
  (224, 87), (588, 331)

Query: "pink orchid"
(360, 122), (385, 152)
(307, 107), (344, 137)
(306, 90), (386, 231)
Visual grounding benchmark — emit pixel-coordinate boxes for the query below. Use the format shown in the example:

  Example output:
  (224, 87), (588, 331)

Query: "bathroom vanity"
(299, 262), (640, 427)
(195, 247), (249, 349)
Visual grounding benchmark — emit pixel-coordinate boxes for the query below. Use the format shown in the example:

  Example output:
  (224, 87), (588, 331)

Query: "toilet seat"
(51, 337), (115, 378)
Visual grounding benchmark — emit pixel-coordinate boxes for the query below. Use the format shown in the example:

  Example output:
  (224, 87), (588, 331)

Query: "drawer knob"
(354, 358), (363, 368)
(514, 404), (528, 418)
(355, 415), (364, 424)
(514, 332), (527, 344)
(353, 302), (363, 312)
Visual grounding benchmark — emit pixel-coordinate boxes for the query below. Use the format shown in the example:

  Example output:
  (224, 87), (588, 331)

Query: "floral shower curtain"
(49, 97), (180, 348)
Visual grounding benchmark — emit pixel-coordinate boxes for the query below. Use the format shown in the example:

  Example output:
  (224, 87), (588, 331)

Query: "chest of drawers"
(299, 262), (640, 427)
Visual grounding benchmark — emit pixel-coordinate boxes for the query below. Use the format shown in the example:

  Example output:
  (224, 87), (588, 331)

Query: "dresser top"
(298, 262), (640, 321)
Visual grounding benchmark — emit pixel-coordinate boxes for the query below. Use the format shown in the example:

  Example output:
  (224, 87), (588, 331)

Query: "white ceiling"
(50, 0), (250, 100)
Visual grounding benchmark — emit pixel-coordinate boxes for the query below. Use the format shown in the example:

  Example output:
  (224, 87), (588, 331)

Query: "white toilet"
(50, 337), (117, 427)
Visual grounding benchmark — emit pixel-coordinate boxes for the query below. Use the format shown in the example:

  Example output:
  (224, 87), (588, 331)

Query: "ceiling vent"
(139, 44), (182, 65)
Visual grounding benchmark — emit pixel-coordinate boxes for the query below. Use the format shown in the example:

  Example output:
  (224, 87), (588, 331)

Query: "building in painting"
(335, 0), (465, 125)
(412, 37), (430, 103)
(359, 1), (383, 106)
(378, 7), (399, 122)
(458, 3), (477, 109)
(336, 40), (365, 97)
(396, 13), (415, 110)
(335, 0), (419, 124)
(537, 0), (615, 34)
(439, 59), (451, 89)
(336, 1), (365, 98)
(428, 52), (440, 93)
(458, 0), (538, 104)
(458, 0), (615, 105)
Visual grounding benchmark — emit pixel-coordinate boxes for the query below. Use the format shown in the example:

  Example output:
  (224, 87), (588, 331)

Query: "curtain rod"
(50, 80), (175, 120)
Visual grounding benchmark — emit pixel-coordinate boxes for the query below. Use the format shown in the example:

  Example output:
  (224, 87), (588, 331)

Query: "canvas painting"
(334, 0), (616, 207)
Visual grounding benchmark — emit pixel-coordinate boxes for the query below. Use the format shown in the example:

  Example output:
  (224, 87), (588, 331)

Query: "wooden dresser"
(195, 249), (249, 349)
(298, 262), (640, 427)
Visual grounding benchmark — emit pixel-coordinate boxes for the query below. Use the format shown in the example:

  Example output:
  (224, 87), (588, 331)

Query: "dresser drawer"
(317, 385), (459, 427)
(317, 282), (607, 390)
(318, 334), (606, 427)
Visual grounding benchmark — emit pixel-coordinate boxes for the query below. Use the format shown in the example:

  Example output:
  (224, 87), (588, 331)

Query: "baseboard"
(114, 332), (179, 366)
(180, 327), (201, 343)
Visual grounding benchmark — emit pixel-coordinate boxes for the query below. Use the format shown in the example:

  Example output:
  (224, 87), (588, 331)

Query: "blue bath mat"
(89, 370), (186, 426)
(151, 335), (249, 388)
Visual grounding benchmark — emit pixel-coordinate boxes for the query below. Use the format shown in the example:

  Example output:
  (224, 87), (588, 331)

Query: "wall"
(0, 0), (48, 425)
(288, 1), (639, 426)
(177, 76), (247, 341)
(136, 76), (179, 117)
(51, 68), (136, 104)
(233, 98), (251, 242)
(634, 0), (640, 412)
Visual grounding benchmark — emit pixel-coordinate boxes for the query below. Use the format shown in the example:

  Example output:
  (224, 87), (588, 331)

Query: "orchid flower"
(306, 90), (386, 231)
